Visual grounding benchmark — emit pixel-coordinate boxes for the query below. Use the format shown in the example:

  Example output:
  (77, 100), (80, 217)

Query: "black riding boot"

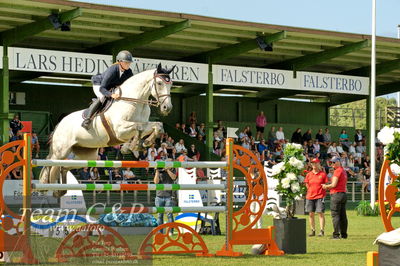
(81, 99), (102, 130)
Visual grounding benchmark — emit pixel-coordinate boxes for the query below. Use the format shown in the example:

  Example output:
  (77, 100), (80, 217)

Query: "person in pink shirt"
(255, 111), (267, 141)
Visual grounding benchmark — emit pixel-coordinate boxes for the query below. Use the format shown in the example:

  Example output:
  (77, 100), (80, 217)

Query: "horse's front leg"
(140, 122), (164, 148)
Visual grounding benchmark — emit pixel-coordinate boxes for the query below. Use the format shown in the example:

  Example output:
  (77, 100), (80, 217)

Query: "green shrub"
(355, 200), (379, 216)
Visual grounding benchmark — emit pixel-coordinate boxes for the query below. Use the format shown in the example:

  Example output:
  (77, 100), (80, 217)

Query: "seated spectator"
(250, 138), (257, 152)
(323, 128), (332, 147)
(177, 150), (193, 162)
(241, 137), (250, 150)
(138, 150), (148, 161)
(348, 142), (357, 157)
(239, 127), (250, 144)
(148, 144), (158, 158)
(175, 122), (181, 131)
(123, 167), (141, 183)
(166, 137), (175, 154)
(216, 120), (226, 138)
(257, 139), (268, 157)
(307, 140), (314, 157)
(169, 148), (178, 160)
(356, 142), (366, 157)
(31, 132), (40, 158)
(158, 143), (168, 155)
(147, 150), (156, 161)
(245, 126), (253, 140)
(362, 155), (371, 169)
(197, 134), (205, 144)
(268, 126), (277, 146)
(181, 123), (189, 134)
(155, 150), (168, 160)
(327, 142), (340, 158)
(197, 123), (206, 139)
(111, 168), (123, 181)
(313, 139), (321, 154)
(79, 167), (91, 180)
(188, 123), (198, 138)
(90, 167), (100, 181)
(276, 127), (285, 144)
(291, 128), (302, 144)
(302, 129), (312, 143)
(354, 129), (363, 144)
(356, 168), (369, 192)
(97, 147), (108, 160)
(112, 144), (122, 160)
(9, 114), (23, 141)
(315, 129), (324, 143)
(273, 144), (283, 162)
(337, 142), (345, 154)
(264, 150), (276, 167)
(339, 129), (350, 149)
(9, 166), (22, 180)
(188, 111), (197, 125)
(348, 154), (359, 173)
(213, 140), (221, 156)
(175, 139), (186, 154)
(187, 144), (198, 160)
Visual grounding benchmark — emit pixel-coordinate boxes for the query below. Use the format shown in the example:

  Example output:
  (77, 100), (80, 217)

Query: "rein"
(117, 72), (172, 107)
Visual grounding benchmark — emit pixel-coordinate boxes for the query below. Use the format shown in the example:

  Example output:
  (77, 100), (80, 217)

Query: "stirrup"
(81, 119), (91, 129)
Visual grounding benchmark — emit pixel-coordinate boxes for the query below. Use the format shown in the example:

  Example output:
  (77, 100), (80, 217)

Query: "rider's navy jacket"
(91, 64), (133, 97)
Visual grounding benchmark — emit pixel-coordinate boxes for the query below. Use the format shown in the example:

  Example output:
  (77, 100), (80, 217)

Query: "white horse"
(40, 64), (174, 196)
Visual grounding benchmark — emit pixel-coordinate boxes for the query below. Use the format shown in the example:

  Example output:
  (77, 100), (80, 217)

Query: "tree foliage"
(329, 97), (397, 130)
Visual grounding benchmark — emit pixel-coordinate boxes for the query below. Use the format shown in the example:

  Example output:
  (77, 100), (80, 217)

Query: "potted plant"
(270, 143), (307, 254)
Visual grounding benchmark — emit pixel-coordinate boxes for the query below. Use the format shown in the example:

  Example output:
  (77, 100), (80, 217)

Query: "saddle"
(82, 98), (114, 120)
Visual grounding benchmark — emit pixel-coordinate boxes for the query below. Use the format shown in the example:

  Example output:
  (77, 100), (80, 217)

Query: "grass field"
(20, 209), (393, 266)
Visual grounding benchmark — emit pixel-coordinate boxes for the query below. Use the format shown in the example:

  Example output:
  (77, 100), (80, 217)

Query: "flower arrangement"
(377, 126), (400, 190)
(271, 143), (307, 219)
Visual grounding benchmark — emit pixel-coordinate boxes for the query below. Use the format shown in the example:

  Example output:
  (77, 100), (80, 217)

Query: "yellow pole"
(226, 138), (233, 249)
(23, 134), (32, 239)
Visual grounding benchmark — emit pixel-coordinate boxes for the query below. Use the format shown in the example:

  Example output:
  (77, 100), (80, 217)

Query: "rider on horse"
(81, 50), (134, 129)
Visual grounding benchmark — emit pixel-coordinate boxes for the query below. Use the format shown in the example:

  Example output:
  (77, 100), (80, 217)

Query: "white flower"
(281, 177), (291, 188)
(288, 157), (304, 170)
(295, 195), (303, 201)
(378, 126), (395, 145)
(286, 172), (297, 181)
(390, 164), (400, 175)
(291, 182), (300, 193)
(271, 162), (285, 176)
(292, 143), (302, 150)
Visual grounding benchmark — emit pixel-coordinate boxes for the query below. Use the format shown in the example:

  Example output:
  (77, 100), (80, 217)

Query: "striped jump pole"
(32, 183), (226, 191)
(31, 159), (227, 169)
(34, 206), (227, 215)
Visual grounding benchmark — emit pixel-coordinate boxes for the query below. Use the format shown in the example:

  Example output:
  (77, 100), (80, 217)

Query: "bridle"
(117, 72), (172, 107)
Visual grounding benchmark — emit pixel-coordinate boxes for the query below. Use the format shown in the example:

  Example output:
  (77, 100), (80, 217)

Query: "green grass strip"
(87, 161), (96, 167)
(86, 184), (95, 190)
(156, 207), (165, 213)
(103, 184), (113, 190)
(156, 184), (164, 190)
(171, 184), (180, 190)
(104, 161), (114, 167)
(157, 161), (166, 168)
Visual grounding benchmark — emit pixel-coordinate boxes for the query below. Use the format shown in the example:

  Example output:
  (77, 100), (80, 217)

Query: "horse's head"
(152, 63), (174, 115)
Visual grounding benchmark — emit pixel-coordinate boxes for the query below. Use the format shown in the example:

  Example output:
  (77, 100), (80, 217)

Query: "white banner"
(3, 180), (57, 205)
(0, 46), (369, 95)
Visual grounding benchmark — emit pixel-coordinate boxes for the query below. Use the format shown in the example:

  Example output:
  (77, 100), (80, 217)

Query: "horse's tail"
(46, 123), (60, 159)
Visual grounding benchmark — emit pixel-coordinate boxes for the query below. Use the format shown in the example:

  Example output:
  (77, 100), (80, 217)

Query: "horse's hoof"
(142, 140), (152, 147)
(53, 190), (67, 198)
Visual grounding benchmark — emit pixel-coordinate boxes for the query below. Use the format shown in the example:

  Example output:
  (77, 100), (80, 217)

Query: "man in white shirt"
(276, 127), (285, 143)
(175, 139), (186, 153)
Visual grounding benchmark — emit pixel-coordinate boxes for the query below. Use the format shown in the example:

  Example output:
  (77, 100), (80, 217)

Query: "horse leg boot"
(82, 98), (102, 130)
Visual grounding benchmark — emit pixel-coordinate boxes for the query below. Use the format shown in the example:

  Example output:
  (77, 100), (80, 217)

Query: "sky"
(73, 0), (400, 38)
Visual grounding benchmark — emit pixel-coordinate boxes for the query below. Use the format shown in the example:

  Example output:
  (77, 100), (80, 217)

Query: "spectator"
(241, 136), (251, 150)
(216, 120), (226, 138)
(111, 168), (123, 181)
(97, 148), (108, 160)
(175, 139), (186, 154)
(157, 143), (168, 155)
(264, 150), (275, 167)
(178, 150), (193, 162)
(154, 168), (177, 233)
(255, 111), (267, 141)
(138, 150), (148, 161)
(188, 123), (198, 138)
(181, 123), (188, 134)
(90, 167), (100, 181)
(313, 139), (321, 155)
(197, 134), (205, 144)
(213, 140), (221, 156)
(322, 157), (348, 240)
(175, 122), (181, 131)
(112, 144), (122, 160)
(197, 123), (206, 139)
(147, 151), (156, 161)
(257, 139), (268, 157)
(31, 132), (40, 158)
(169, 148), (178, 160)
(239, 127), (250, 144)
(79, 167), (91, 180)
(305, 158), (328, 237)
(155, 150), (168, 160)
(356, 142), (366, 157)
(291, 128), (302, 144)
(302, 129), (312, 143)
(187, 144), (198, 160)
(9, 166), (22, 180)
(323, 128), (332, 147)
(362, 155), (371, 169)
(354, 129), (363, 144)
(188, 111), (197, 125)
(123, 167), (141, 183)
(245, 126), (253, 140)
(336, 142), (345, 155)
(166, 137), (175, 154)
(339, 129), (350, 149)
(10, 114), (23, 140)
(276, 127), (285, 144)
(250, 138), (257, 152)
(268, 126), (277, 147)
(148, 144), (158, 159)
(307, 140), (315, 157)
(348, 142), (357, 157)
(327, 142), (340, 158)
(315, 129), (324, 143)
